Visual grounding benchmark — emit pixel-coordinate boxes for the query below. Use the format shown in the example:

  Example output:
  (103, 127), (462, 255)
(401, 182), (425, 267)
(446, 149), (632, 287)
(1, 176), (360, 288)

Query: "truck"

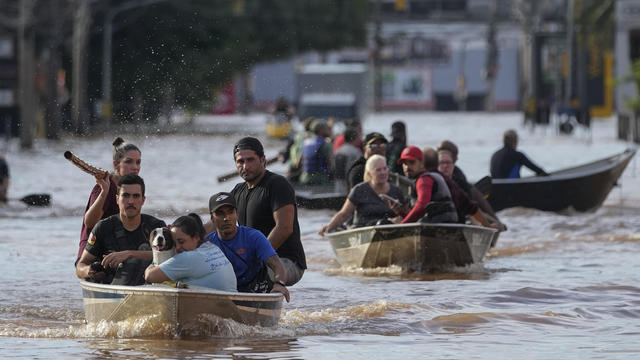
(295, 63), (370, 121)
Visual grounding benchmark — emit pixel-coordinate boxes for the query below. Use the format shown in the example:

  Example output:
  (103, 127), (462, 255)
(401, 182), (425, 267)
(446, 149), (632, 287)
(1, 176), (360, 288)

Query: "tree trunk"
(71, 0), (90, 135)
(18, 0), (36, 149)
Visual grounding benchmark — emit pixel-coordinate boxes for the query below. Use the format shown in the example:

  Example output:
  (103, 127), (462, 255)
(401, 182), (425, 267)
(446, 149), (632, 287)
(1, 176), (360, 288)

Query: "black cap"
(364, 132), (388, 146)
(233, 137), (264, 157)
(209, 192), (236, 213)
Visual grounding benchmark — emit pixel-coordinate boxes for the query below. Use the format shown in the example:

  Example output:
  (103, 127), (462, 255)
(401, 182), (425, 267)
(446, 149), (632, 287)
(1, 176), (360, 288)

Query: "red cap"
(398, 146), (423, 164)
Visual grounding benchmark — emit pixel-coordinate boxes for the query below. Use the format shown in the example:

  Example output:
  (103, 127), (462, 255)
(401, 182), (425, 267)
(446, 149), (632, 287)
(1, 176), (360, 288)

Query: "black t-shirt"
(346, 156), (366, 190)
(85, 214), (166, 259)
(231, 170), (307, 269)
(452, 166), (472, 197)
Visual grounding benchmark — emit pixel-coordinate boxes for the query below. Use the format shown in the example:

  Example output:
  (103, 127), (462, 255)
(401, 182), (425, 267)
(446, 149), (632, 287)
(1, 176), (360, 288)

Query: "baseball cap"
(364, 132), (388, 146)
(209, 192), (236, 213)
(397, 146), (423, 164)
(233, 137), (264, 157)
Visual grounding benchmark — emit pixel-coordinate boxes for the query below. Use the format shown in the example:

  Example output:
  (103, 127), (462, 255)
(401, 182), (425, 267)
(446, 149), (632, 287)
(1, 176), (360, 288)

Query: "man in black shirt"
(346, 132), (388, 190)
(490, 129), (548, 179)
(76, 174), (166, 285)
(230, 137), (306, 286)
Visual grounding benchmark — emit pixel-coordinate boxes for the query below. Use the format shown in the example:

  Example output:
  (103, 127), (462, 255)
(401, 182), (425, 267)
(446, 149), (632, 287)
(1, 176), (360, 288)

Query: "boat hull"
(80, 281), (283, 329)
(294, 183), (346, 210)
(486, 149), (636, 213)
(327, 223), (497, 272)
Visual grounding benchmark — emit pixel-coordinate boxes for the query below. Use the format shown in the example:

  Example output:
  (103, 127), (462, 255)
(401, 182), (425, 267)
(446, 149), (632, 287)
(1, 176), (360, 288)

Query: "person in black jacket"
(490, 129), (548, 179)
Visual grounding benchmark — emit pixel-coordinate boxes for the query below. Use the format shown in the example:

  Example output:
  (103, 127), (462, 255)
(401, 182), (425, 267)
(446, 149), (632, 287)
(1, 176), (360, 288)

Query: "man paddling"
(76, 174), (165, 285)
(218, 137), (307, 286)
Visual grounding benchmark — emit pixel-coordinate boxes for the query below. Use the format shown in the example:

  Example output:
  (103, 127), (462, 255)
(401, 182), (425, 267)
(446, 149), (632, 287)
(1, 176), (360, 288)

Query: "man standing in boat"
(76, 174), (165, 285)
(392, 146), (458, 224)
(490, 129), (548, 179)
(206, 192), (290, 302)
(225, 136), (306, 286)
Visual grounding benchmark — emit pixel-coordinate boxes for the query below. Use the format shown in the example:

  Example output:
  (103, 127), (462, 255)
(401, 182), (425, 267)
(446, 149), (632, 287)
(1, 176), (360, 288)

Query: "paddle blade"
(20, 194), (51, 207)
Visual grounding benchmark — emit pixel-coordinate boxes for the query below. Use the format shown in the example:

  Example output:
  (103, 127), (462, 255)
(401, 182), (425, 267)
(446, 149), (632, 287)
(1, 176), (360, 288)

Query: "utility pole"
(372, 0), (383, 112)
(45, 0), (64, 140)
(71, 0), (90, 134)
(484, 0), (498, 112)
(18, 0), (36, 149)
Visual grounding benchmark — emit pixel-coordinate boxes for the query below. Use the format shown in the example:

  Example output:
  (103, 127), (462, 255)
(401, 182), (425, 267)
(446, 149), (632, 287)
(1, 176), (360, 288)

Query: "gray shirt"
(348, 182), (407, 227)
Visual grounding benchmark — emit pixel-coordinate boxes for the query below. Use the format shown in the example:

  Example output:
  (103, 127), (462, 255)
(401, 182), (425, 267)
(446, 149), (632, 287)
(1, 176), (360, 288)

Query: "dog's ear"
(162, 227), (173, 246)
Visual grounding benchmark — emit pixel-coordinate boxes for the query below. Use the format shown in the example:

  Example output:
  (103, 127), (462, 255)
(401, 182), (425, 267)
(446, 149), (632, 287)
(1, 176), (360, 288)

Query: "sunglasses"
(369, 143), (387, 149)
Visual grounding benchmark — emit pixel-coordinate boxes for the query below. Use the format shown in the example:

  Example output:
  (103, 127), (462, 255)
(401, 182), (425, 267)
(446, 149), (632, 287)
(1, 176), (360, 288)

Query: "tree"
(101, 0), (369, 122)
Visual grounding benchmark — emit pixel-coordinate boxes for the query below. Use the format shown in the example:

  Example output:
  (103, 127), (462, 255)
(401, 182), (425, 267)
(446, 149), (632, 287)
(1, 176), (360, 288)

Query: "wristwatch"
(276, 280), (286, 287)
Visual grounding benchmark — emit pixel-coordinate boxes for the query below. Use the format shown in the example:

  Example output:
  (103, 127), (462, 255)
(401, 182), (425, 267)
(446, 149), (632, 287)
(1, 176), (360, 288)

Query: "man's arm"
(268, 204), (295, 250)
(265, 254), (290, 302)
(401, 177), (433, 223)
(76, 250), (98, 280)
(519, 152), (548, 176)
(101, 250), (152, 269)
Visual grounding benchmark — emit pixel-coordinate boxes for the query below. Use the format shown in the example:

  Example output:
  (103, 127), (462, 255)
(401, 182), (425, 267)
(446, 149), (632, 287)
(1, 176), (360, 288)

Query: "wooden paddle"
(217, 156), (279, 183)
(13, 193), (51, 206)
(63, 151), (109, 177)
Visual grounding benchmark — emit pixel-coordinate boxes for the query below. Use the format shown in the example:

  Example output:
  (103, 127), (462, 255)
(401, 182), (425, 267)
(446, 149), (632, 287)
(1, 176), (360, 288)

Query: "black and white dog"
(149, 227), (175, 265)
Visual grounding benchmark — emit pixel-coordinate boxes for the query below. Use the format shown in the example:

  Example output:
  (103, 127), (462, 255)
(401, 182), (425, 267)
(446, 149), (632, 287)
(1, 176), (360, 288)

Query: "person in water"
(490, 129), (548, 179)
(77, 137), (141, 263)
(76, 174), (165, 285)
(0, 155), (9, 202)
(318, 155), (408, 235)
(206, 192), (290, 302)
(144, 213), (237, 292)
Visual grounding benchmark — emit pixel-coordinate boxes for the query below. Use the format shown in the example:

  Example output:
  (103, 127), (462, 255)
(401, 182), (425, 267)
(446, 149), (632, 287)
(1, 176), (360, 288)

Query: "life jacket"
(419, 172), (458, 223)
(302, 136), (329, 174)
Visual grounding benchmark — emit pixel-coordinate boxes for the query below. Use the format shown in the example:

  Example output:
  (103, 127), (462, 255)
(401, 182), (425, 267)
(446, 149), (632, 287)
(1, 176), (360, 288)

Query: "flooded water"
(2, 112), (639, 359)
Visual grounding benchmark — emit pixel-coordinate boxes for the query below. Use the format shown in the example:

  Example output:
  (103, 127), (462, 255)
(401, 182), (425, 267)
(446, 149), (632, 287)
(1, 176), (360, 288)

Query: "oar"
(217, 156), (279, 183)
(14, 193), (51, 207)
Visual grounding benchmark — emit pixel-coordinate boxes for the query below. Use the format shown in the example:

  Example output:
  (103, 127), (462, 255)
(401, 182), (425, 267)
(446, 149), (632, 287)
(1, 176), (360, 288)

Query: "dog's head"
(149, 227), (174, 251)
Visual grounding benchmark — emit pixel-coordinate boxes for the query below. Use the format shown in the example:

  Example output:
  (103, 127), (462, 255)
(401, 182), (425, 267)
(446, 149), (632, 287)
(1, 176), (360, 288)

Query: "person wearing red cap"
(394, 146), (458, 224)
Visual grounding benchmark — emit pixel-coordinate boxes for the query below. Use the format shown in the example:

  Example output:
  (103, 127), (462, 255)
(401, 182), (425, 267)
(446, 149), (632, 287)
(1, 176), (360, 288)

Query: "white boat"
(80, 281), (283, 329)
(326, 223), (497, 272)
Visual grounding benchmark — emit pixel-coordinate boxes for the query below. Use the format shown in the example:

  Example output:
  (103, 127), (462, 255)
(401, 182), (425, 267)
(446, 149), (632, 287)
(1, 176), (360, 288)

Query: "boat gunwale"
(325, 222), (498, 239)
(80, 280), (284, 300)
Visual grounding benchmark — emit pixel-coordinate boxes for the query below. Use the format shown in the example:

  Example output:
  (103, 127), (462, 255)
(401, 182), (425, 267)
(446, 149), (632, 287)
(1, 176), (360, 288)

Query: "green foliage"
(106, 0), (368, 119)
(624, 59), (640, 116)
(574, 0), (614, 51)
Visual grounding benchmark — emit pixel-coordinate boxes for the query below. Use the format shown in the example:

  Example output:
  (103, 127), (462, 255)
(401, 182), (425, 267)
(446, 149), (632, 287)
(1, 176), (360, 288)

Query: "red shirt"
(401, 172), (434, 223)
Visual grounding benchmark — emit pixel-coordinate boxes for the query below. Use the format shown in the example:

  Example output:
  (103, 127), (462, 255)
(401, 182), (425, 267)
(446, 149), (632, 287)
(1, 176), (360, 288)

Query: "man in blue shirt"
(206, 192), (290, 302)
